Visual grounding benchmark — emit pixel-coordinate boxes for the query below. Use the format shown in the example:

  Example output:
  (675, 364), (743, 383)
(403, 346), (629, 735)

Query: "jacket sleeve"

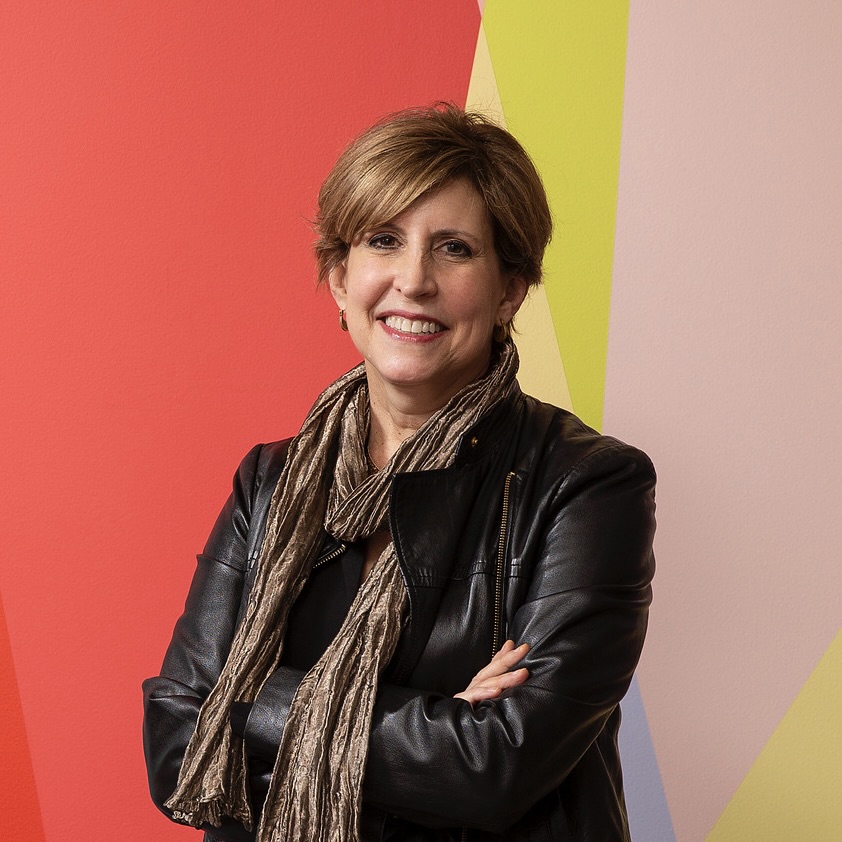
(142, 444), (265, 841)
(242, 443), (656, 834)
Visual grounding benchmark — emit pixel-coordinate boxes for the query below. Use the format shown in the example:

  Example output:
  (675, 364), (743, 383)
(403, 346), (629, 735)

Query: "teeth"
(384, 316), (443, 335)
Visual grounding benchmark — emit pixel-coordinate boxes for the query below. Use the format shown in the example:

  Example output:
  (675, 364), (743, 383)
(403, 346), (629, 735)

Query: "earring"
(339, 309), (348, 332)
(493, 320), (512, 343)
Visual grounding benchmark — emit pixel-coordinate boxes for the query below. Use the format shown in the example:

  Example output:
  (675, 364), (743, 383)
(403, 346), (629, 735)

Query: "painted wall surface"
(2, 2), (840, 841)
(0, 4), (479, 840)
(606, 3), (842, 839)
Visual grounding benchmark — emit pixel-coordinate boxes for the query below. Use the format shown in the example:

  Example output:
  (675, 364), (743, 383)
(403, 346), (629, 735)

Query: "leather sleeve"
(142, 444), (264, 841)
(368, 442), (655, 833)
(241, 443), (656, 834)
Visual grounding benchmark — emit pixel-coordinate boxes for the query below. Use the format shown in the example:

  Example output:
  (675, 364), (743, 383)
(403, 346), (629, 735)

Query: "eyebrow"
(370, 224), (482, 241)
(435, 228), (479, 239)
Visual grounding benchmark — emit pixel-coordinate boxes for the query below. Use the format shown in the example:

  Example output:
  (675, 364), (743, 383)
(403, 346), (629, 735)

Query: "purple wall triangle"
(620, 676), (677, 842)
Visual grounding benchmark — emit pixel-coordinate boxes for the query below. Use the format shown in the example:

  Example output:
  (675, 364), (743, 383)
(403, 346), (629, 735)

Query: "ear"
(497, 275), (529, 324)
(328, 261), (348, 309)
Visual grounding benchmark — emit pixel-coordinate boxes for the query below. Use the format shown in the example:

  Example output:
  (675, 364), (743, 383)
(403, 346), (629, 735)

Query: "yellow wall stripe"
(482, 1), (630, 430)
(706, 629), (842, 841)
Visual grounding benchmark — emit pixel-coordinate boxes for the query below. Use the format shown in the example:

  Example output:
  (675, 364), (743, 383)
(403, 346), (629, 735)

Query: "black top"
(280, 541), (363, 669)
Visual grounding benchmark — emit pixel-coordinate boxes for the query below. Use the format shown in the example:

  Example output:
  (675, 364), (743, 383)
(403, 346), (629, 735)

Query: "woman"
(143, 104), (656, 842)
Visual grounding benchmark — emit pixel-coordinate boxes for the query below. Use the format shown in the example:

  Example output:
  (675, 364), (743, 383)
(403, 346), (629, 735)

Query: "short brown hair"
(314, 104), (552, 287)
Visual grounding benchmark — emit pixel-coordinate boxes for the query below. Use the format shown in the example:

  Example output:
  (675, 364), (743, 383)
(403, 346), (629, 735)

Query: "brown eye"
(442, 240), (472, 257)
(368, 234), (398, 249)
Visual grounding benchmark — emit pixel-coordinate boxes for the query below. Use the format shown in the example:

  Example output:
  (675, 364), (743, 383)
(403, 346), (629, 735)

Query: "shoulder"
(239, 438), (293, 513)
(506, 396), (656, 536)
(511, 396), (656, 589)
(218, 438), (293, 530)
(232, 438), (292, 480)
(253, 438), (293, 479)
(518, 395), (654, 472)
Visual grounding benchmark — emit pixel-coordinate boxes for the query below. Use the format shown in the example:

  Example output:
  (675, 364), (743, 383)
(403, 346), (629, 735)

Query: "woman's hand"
(454, 640), (530, 705)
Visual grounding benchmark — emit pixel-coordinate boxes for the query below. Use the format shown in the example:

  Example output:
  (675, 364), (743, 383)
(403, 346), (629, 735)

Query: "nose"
(394, 248), (436, 299)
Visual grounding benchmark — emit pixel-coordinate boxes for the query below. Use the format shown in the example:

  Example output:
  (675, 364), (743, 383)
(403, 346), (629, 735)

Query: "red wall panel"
(0, 594), (46, 841)
(0, 2), (479, 839)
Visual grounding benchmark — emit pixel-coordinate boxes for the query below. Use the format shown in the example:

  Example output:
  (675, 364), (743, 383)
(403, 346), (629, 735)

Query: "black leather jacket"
(143, 390), (656, 841)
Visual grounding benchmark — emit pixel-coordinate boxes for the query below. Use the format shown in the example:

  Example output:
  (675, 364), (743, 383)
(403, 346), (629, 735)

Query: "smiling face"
(329, 178), (527, 415)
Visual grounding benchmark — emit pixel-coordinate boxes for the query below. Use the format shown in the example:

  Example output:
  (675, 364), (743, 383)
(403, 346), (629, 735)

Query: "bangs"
(332, 155), (472, 245)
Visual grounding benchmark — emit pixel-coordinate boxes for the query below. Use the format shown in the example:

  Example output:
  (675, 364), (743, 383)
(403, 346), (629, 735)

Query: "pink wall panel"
(605, 2), (842, 839)
(0, 3), (479, 839)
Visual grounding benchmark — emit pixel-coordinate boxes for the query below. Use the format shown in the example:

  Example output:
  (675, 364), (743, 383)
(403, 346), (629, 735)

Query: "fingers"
(493, 665), (529, 690)
(474, 641), (530, 681)
(453, 640), (530, 705)
(495, 640), (530, 667)
(453, 667), (529, 704)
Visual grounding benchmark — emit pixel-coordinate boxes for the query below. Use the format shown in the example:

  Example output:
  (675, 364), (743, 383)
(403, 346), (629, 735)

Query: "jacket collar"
(452, 386), (525, 466)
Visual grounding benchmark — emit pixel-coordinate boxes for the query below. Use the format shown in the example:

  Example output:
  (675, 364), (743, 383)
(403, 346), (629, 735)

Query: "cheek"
(478, 290), (507, 324)
(345, 267), (385, 310)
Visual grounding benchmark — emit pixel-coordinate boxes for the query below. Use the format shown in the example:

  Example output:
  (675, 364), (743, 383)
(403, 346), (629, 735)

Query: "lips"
(382, 315), (445, 335)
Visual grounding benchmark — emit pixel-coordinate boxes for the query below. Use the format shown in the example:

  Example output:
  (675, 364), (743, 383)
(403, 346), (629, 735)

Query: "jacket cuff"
(243, 666), (305, 760)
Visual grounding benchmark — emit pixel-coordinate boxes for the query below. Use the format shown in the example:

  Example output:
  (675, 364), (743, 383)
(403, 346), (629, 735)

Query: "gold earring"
(339, 309), (348, 332)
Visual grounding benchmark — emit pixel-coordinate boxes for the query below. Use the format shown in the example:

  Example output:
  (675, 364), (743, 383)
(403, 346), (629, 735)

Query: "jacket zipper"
(492, 471), (516, 657)
(248, 540), (345, 574)
(459, 474), (514, 842)
(241, 540), (345, 626)
(311, 541), (346, 572)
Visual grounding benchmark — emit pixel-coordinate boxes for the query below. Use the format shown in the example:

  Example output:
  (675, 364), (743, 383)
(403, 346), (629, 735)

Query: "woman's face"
(329, 178), (527, 413)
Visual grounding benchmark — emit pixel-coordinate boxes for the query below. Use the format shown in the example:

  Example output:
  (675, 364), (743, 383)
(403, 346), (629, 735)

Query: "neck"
(365, 371), (471, 467)
(366, 391), (432, 469)
(362, 347), (502, 466)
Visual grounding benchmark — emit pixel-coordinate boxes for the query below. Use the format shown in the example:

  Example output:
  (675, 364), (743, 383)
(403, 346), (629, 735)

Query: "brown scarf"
(166, 341), (519, 841)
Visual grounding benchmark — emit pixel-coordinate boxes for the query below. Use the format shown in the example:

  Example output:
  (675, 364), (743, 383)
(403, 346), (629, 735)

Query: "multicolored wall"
(2, 3), (840, 840)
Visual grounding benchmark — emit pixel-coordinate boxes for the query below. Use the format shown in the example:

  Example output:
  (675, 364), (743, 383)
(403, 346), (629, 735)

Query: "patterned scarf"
(166, 341), (519, 841)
